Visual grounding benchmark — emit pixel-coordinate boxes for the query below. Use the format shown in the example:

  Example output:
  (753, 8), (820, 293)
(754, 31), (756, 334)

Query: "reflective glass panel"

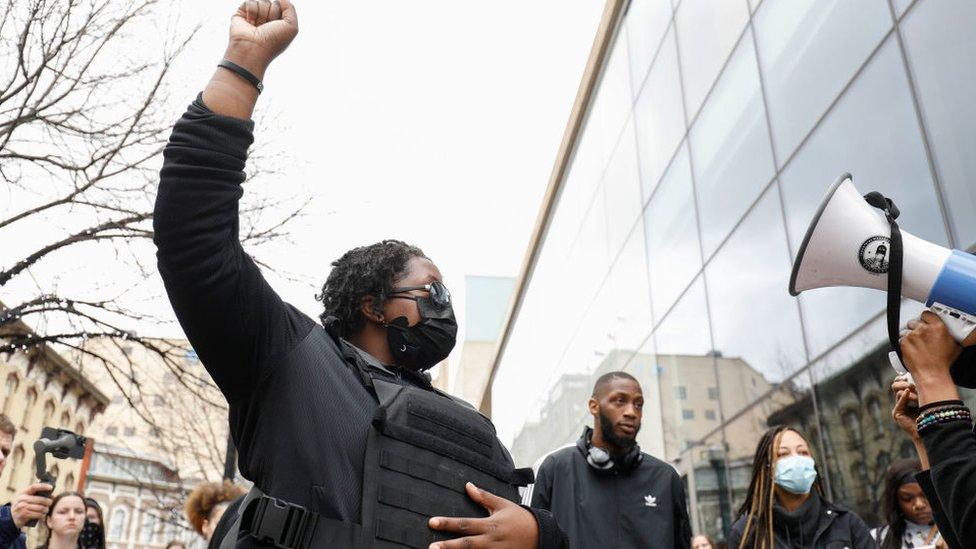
(603, 118), (643, 258)
(808, 343), (909, 522)
(678, 430), (731, 542)
(705, 186), (807, 387)
(753, 0), (892, 161)
(634, 28), (686, 201)
(608, 222), (654, 352)
(566, 118), (611, 220)
(653, 277), (718, 463)
(779, 37), (949, 356)
(902, 0), (976, 247)
(592, 36), (635, 164)
(690, 31), (775, 257)
(626, 0), (674, 92)
(893, 0), (913, 18)
(644, 143), (702, 319)
(675, 0), (750, 120)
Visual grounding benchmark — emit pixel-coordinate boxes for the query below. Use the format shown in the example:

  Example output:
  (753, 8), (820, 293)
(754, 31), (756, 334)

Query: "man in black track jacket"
(529, 372), (692, 549)
(154, 1), (566, 547)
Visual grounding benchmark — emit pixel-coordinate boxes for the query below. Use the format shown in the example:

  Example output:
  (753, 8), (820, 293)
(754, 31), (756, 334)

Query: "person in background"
(530, 371), (692, 549)
(185, 481), (245, 543)
(871, 459), (945, 549)
(78, 497), (105, 549)
(39, 493), (85, 549)
(691, 534), (716, 549)
(164, 541), (187, 549)
(728, 426), (876, 549)
(0, 413), (53, 549)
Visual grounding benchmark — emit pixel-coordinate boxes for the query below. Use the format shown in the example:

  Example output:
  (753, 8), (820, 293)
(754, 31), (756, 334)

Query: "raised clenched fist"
(227, 0), (299, 74)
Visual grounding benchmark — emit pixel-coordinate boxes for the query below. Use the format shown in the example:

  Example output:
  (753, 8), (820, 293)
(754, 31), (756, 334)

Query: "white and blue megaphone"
(790, 174), (976, 378)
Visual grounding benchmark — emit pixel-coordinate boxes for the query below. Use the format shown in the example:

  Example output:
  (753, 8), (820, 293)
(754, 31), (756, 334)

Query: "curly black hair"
(317, 240), (427, 337)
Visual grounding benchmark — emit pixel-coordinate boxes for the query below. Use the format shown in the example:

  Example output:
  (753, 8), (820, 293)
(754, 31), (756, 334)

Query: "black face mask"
(385, 292), (457, 371)
(79, 521), (104, 549)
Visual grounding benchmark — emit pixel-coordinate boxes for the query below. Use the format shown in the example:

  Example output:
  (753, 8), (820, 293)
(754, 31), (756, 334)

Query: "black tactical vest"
(219, 346), (532, 548)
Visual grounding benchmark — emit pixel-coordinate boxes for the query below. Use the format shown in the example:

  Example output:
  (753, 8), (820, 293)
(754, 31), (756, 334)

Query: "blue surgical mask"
(774, 455), (817, 494)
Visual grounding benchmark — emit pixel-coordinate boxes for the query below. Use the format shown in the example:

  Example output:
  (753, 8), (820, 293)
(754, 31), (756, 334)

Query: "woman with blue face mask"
(728, 426), (877, 549)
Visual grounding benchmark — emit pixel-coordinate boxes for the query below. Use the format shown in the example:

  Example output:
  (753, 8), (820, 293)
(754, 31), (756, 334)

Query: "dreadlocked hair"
(879, 458), (923, 549)
(734, 425), (826, 549)
(316, 240), (427, 337)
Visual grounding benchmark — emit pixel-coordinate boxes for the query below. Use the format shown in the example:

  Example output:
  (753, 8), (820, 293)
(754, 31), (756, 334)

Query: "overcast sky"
(3, 2), (604, 396)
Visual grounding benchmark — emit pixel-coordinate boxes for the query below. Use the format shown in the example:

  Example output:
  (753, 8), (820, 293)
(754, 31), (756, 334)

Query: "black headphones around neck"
(584, 429), (643, 474)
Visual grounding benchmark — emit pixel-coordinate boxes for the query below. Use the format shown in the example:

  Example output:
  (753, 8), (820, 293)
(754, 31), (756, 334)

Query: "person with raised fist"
(153, 2), (567, 548)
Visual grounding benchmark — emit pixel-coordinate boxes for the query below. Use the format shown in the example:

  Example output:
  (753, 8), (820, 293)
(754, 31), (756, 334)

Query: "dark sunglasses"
(388, 280), (451, 309)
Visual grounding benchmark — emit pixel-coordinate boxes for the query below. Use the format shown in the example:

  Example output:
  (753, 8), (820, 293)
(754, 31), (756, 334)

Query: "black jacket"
(918, 419), (976, 549)
(728, 493), (876, 549)
(155, 96), (565, 548)
(529, 428), (692, 549)
(917, 470), (962, 549)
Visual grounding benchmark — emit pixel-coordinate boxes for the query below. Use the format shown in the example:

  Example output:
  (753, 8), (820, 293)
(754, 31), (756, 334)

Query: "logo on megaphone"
(790, 174), (976, 360)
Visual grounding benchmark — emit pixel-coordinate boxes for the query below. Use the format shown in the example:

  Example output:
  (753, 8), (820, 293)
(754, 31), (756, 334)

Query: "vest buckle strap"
(249, 495), (319, 549)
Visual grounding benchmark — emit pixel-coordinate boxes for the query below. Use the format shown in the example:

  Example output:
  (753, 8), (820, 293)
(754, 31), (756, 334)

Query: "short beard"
(598, 408), (638, 451)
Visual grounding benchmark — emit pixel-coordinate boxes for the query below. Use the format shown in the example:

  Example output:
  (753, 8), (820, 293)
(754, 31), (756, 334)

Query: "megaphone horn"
(790, 174), (976, 373)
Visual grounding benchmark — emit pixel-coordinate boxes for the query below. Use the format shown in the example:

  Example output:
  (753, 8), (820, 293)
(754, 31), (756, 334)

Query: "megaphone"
(790, 174), (976, 376)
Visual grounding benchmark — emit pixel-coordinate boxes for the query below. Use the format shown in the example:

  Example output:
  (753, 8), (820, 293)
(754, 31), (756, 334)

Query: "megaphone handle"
(929, 303), (976, 343)
(889, 351), (913, 380)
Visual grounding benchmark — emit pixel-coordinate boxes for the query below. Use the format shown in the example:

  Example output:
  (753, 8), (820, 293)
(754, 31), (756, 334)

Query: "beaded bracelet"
(918, 399), (965, 414)
(916, 405), (972, 434)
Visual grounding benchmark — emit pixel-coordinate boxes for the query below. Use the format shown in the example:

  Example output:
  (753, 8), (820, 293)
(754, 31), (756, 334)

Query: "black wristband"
(218, 59), (264, 94)
(918, 399), (965, 414)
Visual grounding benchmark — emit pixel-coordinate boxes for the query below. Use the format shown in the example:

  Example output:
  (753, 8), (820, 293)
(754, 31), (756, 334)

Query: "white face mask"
(774, 455), (818, 494)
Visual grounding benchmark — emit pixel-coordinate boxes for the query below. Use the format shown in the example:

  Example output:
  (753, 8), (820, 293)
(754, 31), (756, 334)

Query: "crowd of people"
(0, 411), (246, 549)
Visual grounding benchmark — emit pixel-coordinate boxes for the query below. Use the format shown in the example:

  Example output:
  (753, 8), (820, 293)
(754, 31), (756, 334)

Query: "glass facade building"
(489, 0), (976, 542)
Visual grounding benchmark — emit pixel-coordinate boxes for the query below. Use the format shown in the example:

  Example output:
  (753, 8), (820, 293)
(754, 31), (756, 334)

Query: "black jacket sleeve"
(920, 420), (976, 548)
(525, 506), (568, 549)
(671, 472), (692, 549)
(154, 96), (313, 403)
(530, 457), (554, 511)
(917, 470), (963, 549)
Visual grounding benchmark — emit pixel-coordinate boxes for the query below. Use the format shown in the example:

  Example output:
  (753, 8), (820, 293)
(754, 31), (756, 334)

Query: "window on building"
(707, 387), (718, 400)
(109, 509), (127, 540)
(900, 440), (915, 459)
(7, 446), (24, 490)
(867, 397), (885, 435)
(682, 409), (695, 420)
(2, 375), (18, 415)
(844, 410), (862, 446)
(877, 451), (891, 473)
(75, 420), (84, 434)
(123, 427), (135, 437)
(21, 389), (37, 427)
(60, 411), (70, 428)
(705, 410), (717, 420)
(64, 473), (75, 491)
(106, 426), (118, 436)
(675, 386), (688, 400)
(42, 400), (55, 425)
(140, 511), (156, 543)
